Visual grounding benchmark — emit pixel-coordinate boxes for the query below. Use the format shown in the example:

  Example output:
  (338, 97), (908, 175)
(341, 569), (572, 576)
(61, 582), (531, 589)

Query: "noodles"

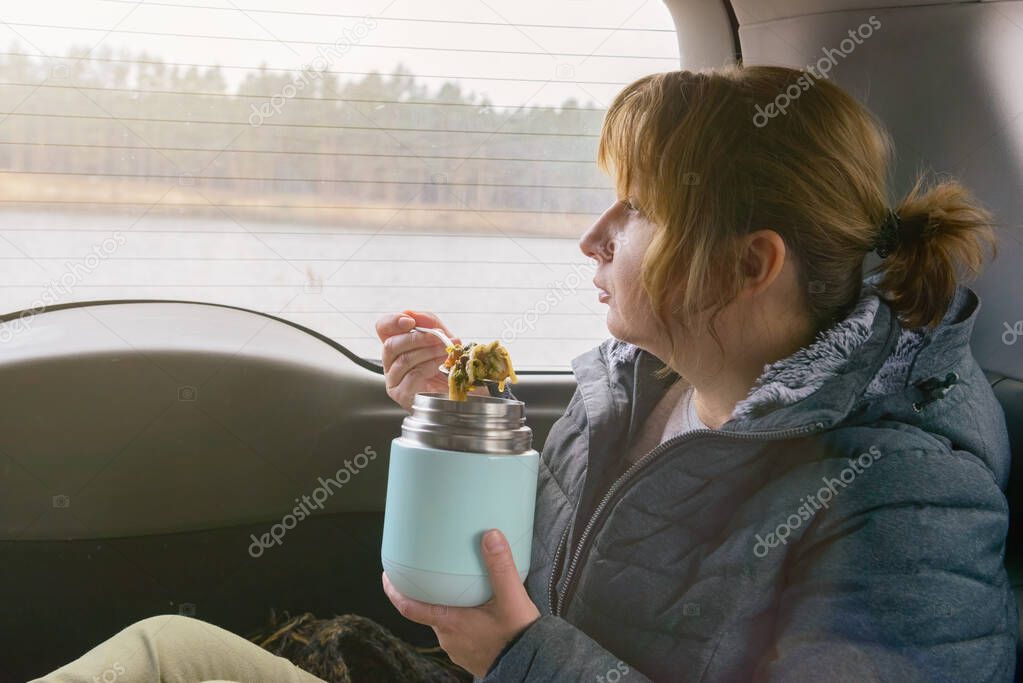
(442, 340), (518, 401)
(443, 343), (473, 401)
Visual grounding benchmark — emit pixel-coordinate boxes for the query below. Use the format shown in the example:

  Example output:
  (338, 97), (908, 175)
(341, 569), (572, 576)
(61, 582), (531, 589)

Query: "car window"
(0, 0), (678, 369)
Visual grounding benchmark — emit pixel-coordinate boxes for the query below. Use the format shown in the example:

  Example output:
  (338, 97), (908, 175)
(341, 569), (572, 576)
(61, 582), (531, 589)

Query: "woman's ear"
(739, 229), (787, 297)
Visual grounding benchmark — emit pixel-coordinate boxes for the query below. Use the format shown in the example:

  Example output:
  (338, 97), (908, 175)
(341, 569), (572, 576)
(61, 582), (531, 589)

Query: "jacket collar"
(570, 280), (981, 437)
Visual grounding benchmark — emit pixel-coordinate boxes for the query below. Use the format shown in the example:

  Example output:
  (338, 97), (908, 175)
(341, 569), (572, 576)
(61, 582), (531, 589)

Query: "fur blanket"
(250, 611), (472, 683)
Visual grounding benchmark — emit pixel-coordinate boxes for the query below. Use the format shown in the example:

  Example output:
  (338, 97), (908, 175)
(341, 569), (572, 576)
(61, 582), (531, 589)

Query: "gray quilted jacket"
(483, 280), (1016, 682)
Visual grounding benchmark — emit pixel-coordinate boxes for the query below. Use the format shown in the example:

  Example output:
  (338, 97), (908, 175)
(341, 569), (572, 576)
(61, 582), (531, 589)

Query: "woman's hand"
(382, 529), (541, 678)
(375, 310), (484, 411)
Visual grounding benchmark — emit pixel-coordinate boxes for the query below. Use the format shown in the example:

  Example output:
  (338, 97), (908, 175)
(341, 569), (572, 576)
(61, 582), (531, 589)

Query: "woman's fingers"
(375, 310), (460, 409)
(479, 530), (523, 603)
(401, 310), (455, 338)
(386, 346), (448, 391)
(381, 327), (446, 370)
(375, 312), (416, 342)
(375, 310), (453, 343)
(387, 363), (442, 410)
(377, 311), (453, 368)
(382, 572), (456, 627)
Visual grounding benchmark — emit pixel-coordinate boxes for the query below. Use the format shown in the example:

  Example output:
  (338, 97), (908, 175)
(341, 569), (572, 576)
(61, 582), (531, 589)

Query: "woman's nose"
(579, 203), (618, 261)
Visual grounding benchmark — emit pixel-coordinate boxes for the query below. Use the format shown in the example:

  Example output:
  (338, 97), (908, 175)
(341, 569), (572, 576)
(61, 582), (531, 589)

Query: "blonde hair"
(597, 66), (996, 359)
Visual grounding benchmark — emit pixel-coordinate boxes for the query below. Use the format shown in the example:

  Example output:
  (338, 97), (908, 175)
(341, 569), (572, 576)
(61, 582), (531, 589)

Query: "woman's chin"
(604, 312), (659, 357)
(604, 311), (631, 342)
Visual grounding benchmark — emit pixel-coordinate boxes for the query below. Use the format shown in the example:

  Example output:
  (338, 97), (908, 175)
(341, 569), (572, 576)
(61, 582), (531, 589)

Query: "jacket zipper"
(550, 421), (826, 617)
(547, 524), (570, 614)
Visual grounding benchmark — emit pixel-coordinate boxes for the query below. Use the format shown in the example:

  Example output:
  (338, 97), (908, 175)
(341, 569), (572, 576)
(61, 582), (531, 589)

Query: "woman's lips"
(594, 280), (610, 302)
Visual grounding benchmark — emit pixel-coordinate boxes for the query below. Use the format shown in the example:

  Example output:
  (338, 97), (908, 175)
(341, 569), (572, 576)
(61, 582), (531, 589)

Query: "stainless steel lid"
(401, 392), (533, 455)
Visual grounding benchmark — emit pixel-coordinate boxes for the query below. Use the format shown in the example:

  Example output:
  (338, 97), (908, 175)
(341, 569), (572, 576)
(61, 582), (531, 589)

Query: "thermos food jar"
(381, 392), (540, 607)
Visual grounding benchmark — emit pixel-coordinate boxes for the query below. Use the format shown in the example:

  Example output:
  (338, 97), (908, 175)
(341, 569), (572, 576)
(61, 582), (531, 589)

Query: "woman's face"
(579, 198), (667, 356)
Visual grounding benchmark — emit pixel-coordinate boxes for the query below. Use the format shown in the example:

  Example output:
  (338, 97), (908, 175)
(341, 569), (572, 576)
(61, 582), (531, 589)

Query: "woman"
(378, 65), (1016, 681)
(35, 65), (1015, 682)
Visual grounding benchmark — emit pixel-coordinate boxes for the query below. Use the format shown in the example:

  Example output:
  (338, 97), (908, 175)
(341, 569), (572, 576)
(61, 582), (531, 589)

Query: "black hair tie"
(874, 208), (901, 258)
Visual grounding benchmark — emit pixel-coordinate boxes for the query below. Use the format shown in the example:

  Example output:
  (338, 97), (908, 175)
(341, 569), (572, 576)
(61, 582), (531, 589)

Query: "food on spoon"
(443, 344), (473, 402)
(442, 340), (518, 401)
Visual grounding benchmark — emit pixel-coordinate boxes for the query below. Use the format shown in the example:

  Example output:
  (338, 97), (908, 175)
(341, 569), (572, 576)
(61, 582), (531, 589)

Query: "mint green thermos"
(381, 392), (540, 607)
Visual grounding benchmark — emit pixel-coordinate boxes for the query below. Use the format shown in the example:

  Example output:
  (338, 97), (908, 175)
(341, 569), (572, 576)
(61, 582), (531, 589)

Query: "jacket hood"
(573, 278), (1009, 486)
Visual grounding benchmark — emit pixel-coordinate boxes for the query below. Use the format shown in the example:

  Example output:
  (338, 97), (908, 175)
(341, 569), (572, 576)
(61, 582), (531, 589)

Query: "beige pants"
(31, 615), (326, 683)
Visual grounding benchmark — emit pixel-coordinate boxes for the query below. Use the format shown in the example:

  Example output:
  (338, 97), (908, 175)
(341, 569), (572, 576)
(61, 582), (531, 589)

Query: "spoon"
(412, 325), (456, 349)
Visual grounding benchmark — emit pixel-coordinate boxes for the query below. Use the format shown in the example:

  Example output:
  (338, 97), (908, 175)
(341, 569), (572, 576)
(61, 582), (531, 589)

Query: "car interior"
(1, 1), (1021, 680)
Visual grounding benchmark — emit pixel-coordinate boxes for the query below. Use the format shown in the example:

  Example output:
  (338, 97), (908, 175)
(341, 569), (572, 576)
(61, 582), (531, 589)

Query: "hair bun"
(874, 209), (902, 258)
